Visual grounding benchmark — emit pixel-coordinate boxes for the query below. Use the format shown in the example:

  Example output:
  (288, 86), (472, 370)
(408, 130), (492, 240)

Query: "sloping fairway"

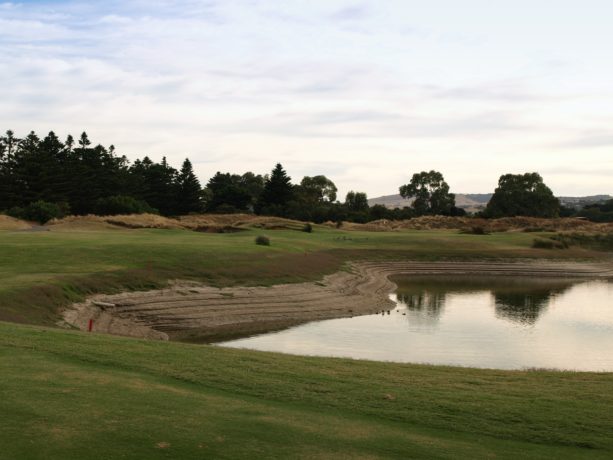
(2, 321), (613, 459)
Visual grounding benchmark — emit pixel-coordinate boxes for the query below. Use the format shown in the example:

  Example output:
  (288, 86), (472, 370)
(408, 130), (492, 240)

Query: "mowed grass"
(1, 225), (612, 458)
(2, 321), (613, 459)
(0, 225), (602, 324)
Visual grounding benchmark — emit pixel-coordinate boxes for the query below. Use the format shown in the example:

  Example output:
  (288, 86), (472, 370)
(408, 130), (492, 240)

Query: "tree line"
(2, 129), (606, 223)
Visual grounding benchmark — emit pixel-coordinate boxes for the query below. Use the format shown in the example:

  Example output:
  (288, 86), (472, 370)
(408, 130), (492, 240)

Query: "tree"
(257, 163), (294, 216)
(0, 129), (204, 217)
(78, 132), (91, 148)
(205, 171), (264, 213)
(299, 175), (337, 203)
(1, 130), (19, 158)
(484, 172), (559, 218)
(344, 191), (368, 212)
(129, 156), (177, 215)
(175, 158), (203, 214)
(399, 170), (455, 216)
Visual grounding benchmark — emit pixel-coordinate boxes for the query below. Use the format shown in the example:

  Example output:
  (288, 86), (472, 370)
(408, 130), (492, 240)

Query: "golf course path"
(61, 260), (613, 341)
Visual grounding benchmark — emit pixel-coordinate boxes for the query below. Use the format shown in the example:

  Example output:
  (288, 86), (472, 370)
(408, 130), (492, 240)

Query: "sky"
(1, 0), (612, 198)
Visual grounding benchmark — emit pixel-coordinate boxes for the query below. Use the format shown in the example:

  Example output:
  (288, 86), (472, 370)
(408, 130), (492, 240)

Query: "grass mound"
(46, 213), (313, 232)
(0, 214), (32, 231)
(47, 214), (184, 230)
(329, 216), (613, 233)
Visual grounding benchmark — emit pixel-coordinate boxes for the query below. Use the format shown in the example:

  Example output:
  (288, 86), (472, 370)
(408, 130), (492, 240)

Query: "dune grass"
(2, 321), (613, 459)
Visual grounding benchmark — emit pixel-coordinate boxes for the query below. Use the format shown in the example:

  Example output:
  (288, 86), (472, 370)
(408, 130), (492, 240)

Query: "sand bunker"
(61, 260), (613, 342)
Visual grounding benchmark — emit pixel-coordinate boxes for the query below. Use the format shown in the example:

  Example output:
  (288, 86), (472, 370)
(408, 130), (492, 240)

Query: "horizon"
(2, 1), (613, 197)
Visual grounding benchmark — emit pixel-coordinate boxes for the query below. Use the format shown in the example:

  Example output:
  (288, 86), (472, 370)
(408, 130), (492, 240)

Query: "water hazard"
(218, 276), (613, 371)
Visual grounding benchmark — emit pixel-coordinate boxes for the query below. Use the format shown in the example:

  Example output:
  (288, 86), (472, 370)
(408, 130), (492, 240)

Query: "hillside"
(368, 193), (492, 213)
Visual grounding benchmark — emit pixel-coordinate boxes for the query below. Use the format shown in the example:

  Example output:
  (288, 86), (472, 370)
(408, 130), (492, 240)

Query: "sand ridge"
(60, 260), (613, 342)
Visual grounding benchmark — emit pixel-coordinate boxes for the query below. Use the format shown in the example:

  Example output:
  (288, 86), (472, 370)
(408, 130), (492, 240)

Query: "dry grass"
(48, 214), (184, 230)
(328, 216), (613, 233)
(0, 215), (32, 231)
(47, 213), (308, 232)
(41, 213), (613, 234)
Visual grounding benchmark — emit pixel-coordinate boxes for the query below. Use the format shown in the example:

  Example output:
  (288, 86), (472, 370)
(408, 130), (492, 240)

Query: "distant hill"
(367, 193), (492, 213)
(368, 193), (611, 213)
(558, 195), (612, 208)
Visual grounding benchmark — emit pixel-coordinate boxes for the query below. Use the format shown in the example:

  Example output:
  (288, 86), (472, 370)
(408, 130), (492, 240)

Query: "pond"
(217, 276), (613, 371)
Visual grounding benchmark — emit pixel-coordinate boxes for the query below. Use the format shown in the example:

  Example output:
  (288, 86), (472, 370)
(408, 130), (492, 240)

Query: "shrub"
(6, 206), (25, 220)
(532, 237), (567, 250)
(255, 235), (270, 246)
(523, 227), (546, 233)
(302, 223), (313, 233)
(12, 201), (68, 224)
(552, 232), (613, 250)
(460, 226), (489, 235)
(94, 195), (157, 216)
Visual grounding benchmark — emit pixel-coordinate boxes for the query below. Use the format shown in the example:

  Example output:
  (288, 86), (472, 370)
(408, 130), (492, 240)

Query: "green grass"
(0, 226), (603, 324)
(1, 225), (611, 458)
(2, 321), (613, 459)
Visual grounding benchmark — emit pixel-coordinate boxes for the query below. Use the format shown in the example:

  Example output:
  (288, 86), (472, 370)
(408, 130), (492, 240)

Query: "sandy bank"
(60, 260), (613, 342)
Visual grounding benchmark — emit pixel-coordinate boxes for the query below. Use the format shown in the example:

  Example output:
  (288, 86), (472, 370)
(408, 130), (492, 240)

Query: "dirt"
(60, 260), (613, 342)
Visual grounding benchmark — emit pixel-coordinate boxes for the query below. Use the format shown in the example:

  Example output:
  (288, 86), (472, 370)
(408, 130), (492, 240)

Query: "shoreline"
(60, 260), (613, 342)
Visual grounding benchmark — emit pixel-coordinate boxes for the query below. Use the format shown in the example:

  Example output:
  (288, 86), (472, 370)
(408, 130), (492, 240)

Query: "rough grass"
(44, 212), (613, 233)
(334, 216), (613, 233)
(0, 214), (32, 230)
(2, 321), (613, 459)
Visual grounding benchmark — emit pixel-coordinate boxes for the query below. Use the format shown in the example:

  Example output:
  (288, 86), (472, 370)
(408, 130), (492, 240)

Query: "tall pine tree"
(257, 163), (294, 216)
(175, 158), (202, 215)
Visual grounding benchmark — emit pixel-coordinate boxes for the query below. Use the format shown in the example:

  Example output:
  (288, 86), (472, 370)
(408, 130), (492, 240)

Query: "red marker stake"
(88, 319), (93, 332)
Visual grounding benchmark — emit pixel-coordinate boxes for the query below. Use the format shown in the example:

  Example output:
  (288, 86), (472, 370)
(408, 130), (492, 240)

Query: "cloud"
(330, 4), (369, 22)
(555, 132), (613, 150)
(2, 0), (613, 197)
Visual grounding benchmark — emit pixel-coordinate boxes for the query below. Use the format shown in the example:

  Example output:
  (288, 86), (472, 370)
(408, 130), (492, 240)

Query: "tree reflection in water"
(493, 285), (571, 325)
(393, 276), (578, 328)
(395, 292), (446, 328)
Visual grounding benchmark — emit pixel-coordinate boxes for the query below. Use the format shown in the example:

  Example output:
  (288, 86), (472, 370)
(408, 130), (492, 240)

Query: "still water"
(218, 276), (613, 371)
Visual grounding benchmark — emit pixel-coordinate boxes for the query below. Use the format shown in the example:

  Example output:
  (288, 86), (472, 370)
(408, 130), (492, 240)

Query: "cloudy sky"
(2, 1), (612, 197)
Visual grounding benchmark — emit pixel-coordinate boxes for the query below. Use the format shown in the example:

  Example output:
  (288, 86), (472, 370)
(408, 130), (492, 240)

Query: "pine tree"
(175, 158), (202, 215)
(257, 163), (294, 216)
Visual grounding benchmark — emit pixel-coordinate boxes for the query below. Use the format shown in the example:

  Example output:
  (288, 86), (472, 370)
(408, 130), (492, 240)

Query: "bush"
(255, 235), (270, 246)
(9, 201), (68, 224)
(302, 223), (313, 233)
(523, 227), (546, 233)
(6, 206), (25, 220)
(460, 226), (489, 235)
(532, 238), (567, 250)
(94, 195), (157, 216)
(552, 232), (613, 250)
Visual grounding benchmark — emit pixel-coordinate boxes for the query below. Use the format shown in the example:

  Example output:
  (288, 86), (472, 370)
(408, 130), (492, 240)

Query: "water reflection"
(393, 276), (577, 327)
(219, 277), (613, 371)
(396, 292), (445, 328)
